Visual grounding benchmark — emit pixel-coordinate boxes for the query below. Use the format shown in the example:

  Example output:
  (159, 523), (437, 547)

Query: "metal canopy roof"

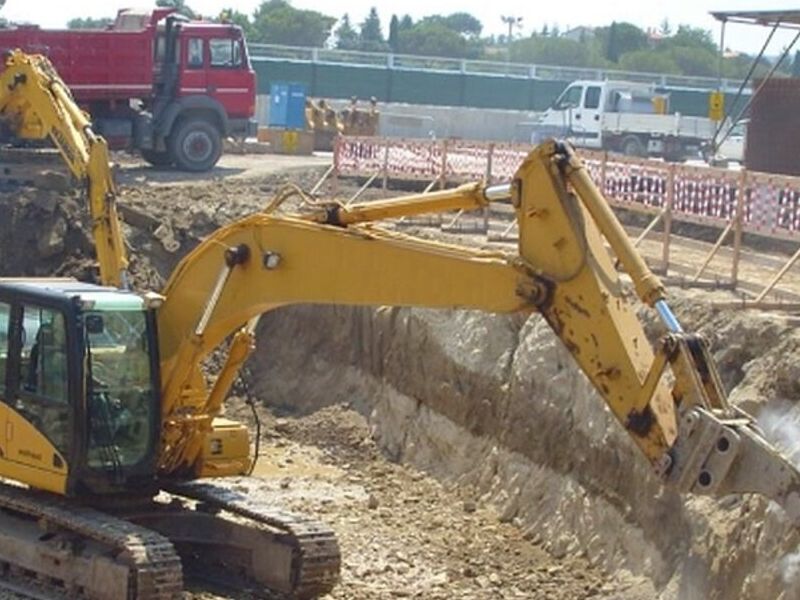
(710, 10), (800, 29)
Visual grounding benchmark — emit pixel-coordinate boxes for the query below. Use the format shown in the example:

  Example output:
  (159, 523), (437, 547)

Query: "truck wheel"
(621, 135), (645, 158)
(168, 118), (222, 172)
(141, 149), (173, 168)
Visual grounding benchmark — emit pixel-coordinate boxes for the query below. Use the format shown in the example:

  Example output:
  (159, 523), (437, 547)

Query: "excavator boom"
(156, 141), (800, 524)
(0, 49), (128, 287)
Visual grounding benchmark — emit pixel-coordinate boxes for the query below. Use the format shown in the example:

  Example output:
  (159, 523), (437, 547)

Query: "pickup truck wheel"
(169, 118), (222, 172)
(140, 149), (173, 168)
(621, 135), (645, 158)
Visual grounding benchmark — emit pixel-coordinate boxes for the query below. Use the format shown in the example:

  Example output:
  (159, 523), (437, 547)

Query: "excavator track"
(0, 482), (183, 599)
(154, 481), (341, 599)
(0, 479), (339, 599)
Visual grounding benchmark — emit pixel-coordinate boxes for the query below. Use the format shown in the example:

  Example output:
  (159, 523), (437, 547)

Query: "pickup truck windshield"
(553, 85), (583, 109)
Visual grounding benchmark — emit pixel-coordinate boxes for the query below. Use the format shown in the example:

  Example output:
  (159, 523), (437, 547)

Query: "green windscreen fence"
(253, 59), (713, 117)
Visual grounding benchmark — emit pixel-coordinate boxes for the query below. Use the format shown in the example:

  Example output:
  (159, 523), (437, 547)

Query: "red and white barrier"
(334, 136), (800, 241)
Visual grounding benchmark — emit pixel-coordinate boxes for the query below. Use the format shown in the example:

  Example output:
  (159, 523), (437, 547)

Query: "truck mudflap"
(230, 117), (258, 139)
(134, 112), (156, 150)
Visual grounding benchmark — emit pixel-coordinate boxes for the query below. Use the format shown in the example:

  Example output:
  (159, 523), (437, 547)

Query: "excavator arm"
(0, 50), (128, 287)
(155, 140), (800, 522)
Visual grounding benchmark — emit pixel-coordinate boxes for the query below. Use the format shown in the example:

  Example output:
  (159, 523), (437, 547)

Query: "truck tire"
(621, 135), (645, 158)
(141, 149), (174, 168)
(168, 118), (222, 172)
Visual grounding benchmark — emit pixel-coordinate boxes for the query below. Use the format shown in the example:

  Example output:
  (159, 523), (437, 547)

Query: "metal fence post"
(331, 135), (340, 197)
(731, 169), (747, 287)
(599, 151), (608, 195)
(662, 164), (675, 273)
(485, 143), (495, 234)
(382, 138), (390, 193)
(440, 140), (448, 190)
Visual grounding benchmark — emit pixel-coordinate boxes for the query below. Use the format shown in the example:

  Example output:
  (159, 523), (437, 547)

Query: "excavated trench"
(3, 173), (800, 599)
(247, 302), (800, 600)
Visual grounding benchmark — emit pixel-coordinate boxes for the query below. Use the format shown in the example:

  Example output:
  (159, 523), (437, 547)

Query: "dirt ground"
(210, 400), (650, 600)
(2, 148), (800, 599)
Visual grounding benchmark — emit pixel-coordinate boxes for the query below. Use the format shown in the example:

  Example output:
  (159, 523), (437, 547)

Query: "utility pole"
(501, 15), (523, 62)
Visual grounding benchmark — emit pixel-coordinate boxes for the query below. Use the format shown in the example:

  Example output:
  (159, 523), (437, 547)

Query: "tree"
(605, 22), (619, 62)
(249, 1), (336, 47)
(396, 20), (483, 59)
(156, 0), (196, 19)
(510, 36), (604, 68)
(217, 8), (252, 36)
(618, 49), (679, 74)
(666, 25), (716, 53)
(359, 7), (387, 52)
(388, 15), (400, 52)
(659, 18), (672, 36)
(399, 15), (413, 32)
(599, 21), (647, 63)
(67, 17), (113, 29)
(335, 14), (359, 50)
(668, 46), (716, 77)
(439, 12), (482, 37)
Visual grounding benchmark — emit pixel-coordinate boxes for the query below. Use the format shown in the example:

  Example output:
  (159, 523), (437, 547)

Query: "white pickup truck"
(531, 80), (716, 162)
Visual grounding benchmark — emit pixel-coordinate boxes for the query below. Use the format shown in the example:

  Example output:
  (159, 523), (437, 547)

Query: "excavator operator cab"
(0, 279), (161, 496)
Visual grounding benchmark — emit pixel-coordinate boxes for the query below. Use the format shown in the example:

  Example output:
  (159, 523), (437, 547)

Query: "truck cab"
(146, 12), (257, 170)
(537, 81), (605, 149)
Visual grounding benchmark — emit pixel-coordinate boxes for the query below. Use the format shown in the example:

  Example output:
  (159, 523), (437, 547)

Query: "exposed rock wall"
(248, 301), (800, 599)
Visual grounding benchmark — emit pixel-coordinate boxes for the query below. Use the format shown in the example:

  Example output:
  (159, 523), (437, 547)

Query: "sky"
(3, 0), (800, 55)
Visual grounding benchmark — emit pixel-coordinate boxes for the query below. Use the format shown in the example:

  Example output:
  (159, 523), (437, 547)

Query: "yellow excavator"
(1, 49), (800, 599)
(0, 49), (128, 289)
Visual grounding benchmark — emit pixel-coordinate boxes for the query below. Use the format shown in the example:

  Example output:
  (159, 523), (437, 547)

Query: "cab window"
(19, 306), (68, 403)
(13, 304), (70, 454)
(209, 38), (242, 68)
(554, 85), (583, 110)
(584, 86), (601, 109)
(187, 38), (204, 68)
(154, 34), (166, 62)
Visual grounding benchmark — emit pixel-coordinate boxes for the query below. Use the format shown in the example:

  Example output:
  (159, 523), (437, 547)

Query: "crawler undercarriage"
(0, 481), (340, 599)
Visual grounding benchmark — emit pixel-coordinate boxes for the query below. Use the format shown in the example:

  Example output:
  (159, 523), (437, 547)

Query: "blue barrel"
(269, 82), (308, 130)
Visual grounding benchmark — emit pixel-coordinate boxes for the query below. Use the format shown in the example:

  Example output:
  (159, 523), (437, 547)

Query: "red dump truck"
(0, 8), (257, 171)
